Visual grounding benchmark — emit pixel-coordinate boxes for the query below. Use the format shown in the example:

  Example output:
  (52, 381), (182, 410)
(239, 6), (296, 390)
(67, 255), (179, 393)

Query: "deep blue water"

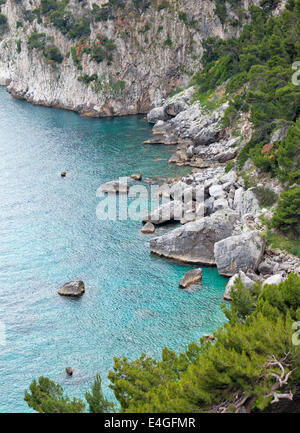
(0, 87), (227, 412)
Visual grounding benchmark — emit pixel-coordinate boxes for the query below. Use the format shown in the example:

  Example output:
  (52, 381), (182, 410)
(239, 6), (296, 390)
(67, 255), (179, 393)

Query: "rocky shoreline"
(4, 72), (300, 301)
(139, 89), (300, 299)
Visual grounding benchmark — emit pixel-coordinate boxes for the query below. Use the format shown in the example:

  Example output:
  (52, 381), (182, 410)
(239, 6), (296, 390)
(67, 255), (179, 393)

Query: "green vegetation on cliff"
(0, 12), (8, 35)
(27, 32), (63, 63)
(191, 1), (300, 239)
(193, 2), (300, 183)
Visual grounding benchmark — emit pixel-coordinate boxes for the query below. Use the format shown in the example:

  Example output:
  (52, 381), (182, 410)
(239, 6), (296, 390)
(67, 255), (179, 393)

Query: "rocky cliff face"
(0, 0), (260, 116)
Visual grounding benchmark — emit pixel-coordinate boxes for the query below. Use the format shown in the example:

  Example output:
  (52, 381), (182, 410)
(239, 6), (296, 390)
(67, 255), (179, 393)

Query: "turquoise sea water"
(0, 87), (227, 412)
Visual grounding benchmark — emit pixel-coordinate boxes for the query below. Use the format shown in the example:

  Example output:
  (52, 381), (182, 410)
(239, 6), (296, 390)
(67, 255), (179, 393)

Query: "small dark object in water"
(61, 172), (67, 177)
(66, 367), (73, 376)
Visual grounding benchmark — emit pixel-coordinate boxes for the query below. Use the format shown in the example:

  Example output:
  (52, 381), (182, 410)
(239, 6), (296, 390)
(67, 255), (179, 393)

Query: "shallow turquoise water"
(0, 87), (227, 412)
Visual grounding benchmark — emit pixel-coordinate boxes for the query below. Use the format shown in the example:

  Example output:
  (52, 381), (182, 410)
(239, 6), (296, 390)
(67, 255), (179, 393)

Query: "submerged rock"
(58, 280), (85, 297)
(178, 268), (202, 288)
(149, 210), (239, 265)
(215, 230), (265, 277)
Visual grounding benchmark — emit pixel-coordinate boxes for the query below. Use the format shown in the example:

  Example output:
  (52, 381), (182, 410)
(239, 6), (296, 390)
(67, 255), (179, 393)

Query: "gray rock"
(180, 210), (196, 224)
(217, 149), (238, 163)
(270, 124), (289, 144)
(99, 180), (129, 194)
(141, 222), (155, 234)
(239, 270), (255, 289)
(58, 280), (85, 297)
(223, 274), (239, 301)
(213, 198), (229, 212)
(258, 260), (274, 275)
(194, 126), (220, 146)
(147, 106), (168, 123)
(262, 274), (284, 287)
(186, 145), (194, 159)
(150, 210), (239, 265)
(142, 200), (186, 225)
(233, 187), (243, 213)
(178, 268), (203, 288)
(223, 270), (255, 301)
(240, 188), (260, 217)
(164, 101), (188, 117)
(204, 197), (215, 215)
(209, 184), (225, 200)
(214, 230), (265, 277)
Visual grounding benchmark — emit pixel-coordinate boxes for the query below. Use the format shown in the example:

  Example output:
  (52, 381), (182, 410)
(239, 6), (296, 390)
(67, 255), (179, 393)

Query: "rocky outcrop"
(214, 230), (265, 277)
(258, 248), (300, 278)
(150, 209), (239, 265)
(58, 280), (85, 297)
(178, 268), (202, 288)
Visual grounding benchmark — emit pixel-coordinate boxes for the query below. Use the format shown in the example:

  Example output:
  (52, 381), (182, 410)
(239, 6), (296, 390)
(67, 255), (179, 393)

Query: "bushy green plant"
(16, 39), (21, 54)
(25, 374), (114, 413)
(272, 187), (300, 236)
(24, 377), (85, 413)
(78, 73), (98, 84)
(253, 186), (278, 207)
(43, 45), (64, 63)
(27, 32), (47, 51)
(85, 374), (115, 413)
(0, 13), (8, 35)
(67, 17), (91, 39)
(91, 36), (115, 64)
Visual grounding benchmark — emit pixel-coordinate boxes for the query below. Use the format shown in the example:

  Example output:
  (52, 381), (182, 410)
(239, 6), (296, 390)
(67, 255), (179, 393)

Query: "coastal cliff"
(0, 0), (262, 116)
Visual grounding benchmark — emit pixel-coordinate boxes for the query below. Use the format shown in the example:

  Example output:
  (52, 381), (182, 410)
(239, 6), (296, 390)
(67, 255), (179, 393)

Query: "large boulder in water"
(214, 230), (265, 277)
(58, 280), (85, 297)
(99, 180), (129, 194)
(178, 268), (202, 288)
(149, 209), (239, 265)
(141, 222), (155, 234)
